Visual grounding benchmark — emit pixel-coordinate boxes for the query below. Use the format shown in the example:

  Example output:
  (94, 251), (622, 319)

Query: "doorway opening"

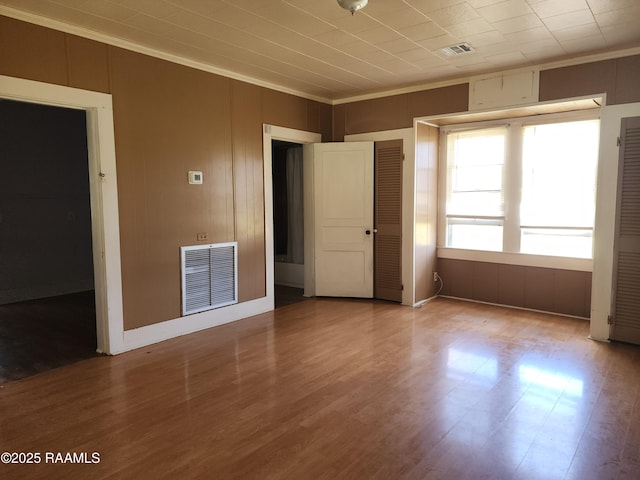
(271, 140), (307, 309)
(0, 99), (99, 384)
(262, 127), (415, 305)
(262, 124), (321, 309)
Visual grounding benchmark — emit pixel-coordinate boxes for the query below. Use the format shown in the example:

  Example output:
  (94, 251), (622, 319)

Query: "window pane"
(521, 120), (599, 228)
(447, 128), (506, 217)
(447, 221), (503, 251)
(520, 228), (592, 258)
(520, 119), (599, 258)
(447, 191), (503, 217)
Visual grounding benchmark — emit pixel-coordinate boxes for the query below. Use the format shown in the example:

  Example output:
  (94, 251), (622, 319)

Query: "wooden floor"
(1, 297), (638, 479)
(0, 291), (99, 385)
(0, 287), (298, 386)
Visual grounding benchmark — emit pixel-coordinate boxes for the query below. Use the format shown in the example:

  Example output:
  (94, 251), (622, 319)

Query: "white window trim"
(438, 109), (600, 272)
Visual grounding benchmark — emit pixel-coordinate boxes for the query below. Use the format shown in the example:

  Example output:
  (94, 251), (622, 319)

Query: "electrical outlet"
(197, 232), (208, 241)
(433, 271), (438, 282)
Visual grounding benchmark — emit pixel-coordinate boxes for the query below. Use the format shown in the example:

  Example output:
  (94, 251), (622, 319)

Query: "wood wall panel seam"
(63, 34), (71, 88)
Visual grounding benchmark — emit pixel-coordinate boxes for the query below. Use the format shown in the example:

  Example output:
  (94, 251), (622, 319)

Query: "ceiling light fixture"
(337, 0), (368, 15)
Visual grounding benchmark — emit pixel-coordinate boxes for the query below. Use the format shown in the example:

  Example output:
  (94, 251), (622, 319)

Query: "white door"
(311, 142), (374, 297)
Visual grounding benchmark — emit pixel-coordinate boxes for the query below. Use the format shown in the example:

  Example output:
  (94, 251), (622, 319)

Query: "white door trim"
(262, 125), (322, 301)
(591, 102), (640, 342)
(0, 75), (125, 354)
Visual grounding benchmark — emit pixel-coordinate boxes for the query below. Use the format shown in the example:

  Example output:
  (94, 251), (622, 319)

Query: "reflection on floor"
(274, 284), (308, 309)
(0, 291), (99, 385)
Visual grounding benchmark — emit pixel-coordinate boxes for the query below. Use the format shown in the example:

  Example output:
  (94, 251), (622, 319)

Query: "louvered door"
(611, 117), (640, 344)
(375, 139), (403, 302)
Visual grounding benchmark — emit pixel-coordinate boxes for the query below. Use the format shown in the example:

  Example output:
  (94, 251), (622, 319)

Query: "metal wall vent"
(181, 242), (238, 315)
(440, 43), (475, 56)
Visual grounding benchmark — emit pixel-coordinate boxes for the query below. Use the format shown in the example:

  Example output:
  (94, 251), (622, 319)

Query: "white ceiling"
(2, 0), (639, 102)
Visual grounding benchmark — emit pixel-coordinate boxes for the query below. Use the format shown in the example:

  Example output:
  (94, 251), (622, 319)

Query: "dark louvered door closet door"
(374, 139), (403, 302)
(611, 117), (640, 345)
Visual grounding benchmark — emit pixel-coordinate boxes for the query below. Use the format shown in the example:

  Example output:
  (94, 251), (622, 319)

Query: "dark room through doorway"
(0, 99), (99, 384)
(271, 140), (307, 309)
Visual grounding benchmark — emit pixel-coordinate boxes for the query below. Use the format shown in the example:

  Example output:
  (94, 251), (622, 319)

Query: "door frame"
(0, 75), (125, 354)
(262, 125), (321, 302)
(591, 102), (640, 342)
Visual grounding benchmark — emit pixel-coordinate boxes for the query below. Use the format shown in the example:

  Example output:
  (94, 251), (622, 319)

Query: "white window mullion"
(503, 123), (522, 253)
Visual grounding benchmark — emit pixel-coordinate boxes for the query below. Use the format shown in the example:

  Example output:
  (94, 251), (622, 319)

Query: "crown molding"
(2, 6), (639, 107)
(0, 6), (333, 105)
(332, 46), (640, 105)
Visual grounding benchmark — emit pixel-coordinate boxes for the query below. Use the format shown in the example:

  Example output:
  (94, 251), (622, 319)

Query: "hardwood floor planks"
(0, 297), (639, 479)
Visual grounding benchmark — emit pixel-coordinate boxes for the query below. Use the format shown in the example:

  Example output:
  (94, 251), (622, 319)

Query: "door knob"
(365, 229), (371, 235)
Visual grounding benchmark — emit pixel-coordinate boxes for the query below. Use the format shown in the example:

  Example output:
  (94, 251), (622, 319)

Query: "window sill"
(437, 247), (592, 272)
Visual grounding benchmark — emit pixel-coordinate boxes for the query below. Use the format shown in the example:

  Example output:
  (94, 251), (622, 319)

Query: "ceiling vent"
(440, 43), (475, 56)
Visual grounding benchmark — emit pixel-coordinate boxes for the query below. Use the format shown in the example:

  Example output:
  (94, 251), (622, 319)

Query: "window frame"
(437, 109), (600, 272)
(445, 125), (508, 252)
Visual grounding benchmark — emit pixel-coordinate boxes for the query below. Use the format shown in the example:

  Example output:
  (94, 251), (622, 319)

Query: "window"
(446, 127), (506, 251)
(520, 120), (599, 258)
(443, 114), (600, 259)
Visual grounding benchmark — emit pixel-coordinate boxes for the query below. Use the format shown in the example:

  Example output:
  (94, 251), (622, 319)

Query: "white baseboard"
(121, 296), (274, 353)
(439, 295), (590, 320)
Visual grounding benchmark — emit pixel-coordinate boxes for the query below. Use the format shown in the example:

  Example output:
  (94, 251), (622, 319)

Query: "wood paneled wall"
(333, 83), (469, 140)
(3, 12), (640, 328)
(0, 15), (329, 330)
(539, 54), (640, 105)
(110, 48), (236, 327)
(232, 81), (265, 303)
(438, 259), (592, 318)
(415, 123), (439, 303)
